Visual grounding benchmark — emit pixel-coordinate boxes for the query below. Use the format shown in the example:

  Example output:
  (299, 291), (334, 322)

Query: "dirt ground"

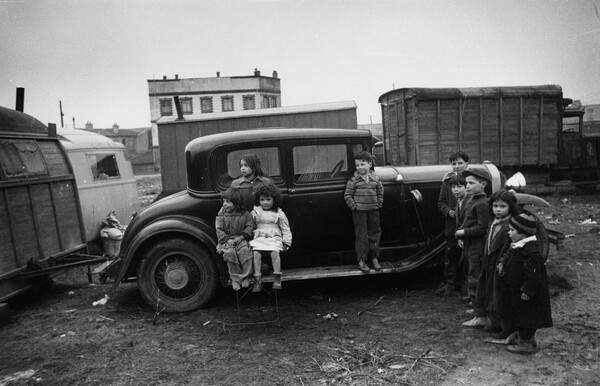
(1, 176), (599, 385)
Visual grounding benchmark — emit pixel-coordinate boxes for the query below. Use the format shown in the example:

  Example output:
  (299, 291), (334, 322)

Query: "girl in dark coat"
(497, 212), (553, 354)
(473, 190), (518, 332)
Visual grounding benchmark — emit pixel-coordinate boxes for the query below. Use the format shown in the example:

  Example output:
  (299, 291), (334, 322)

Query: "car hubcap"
(155, 255), (202, 299)
(164, 261), (189, 290)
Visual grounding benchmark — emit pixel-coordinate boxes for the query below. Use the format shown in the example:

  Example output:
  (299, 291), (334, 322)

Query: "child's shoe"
(371, 258), (382, 270)
(241, 278), (250, 288)
(462, 316), (489, 328)
(252, 276), (262, 293)
(507, 338), (538, 355)
(272, 273), (282, 290)
(231, 281), (240, 291)
(358, 260), (370, 273)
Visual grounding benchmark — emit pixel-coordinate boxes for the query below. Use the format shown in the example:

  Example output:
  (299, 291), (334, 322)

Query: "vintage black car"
(104, 128), (543, 312)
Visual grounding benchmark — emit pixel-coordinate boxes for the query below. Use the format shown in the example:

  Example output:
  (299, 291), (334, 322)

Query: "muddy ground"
(1, 176), (599, 385)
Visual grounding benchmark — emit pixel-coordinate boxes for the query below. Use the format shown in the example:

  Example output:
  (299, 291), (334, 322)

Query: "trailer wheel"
(137, 238), (218, 313)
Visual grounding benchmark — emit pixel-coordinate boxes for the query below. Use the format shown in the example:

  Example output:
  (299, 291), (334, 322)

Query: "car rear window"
(216, 147), (281, 188)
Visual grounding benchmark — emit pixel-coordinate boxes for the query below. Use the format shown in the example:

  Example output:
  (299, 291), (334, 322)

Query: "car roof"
(185, 128), (372, 153)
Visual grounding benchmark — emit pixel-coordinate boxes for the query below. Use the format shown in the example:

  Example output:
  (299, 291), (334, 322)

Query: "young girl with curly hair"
(249, 184), (292, 292)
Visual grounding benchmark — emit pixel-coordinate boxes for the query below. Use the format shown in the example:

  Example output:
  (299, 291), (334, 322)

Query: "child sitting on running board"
(215, 188), (255, 291)
(250, 184), (292, 292)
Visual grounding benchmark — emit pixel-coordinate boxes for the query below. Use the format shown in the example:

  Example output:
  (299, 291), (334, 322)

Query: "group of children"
(438, 152), (553, 355)
(215, 154), (292, 292)
(216, 150), (383, 292)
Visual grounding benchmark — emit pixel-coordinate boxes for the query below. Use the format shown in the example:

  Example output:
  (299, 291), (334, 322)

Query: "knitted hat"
(510, 213), (537, 236)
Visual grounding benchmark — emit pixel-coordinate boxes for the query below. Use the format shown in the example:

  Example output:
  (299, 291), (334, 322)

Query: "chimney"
(173, 96), (184, 120)
(175, 74), (179, 80)
(272, 70), (278, 79)
(216, 71), (220, 77)
(85, 121), (93, 130)
(112, 123), (119, 133)
(15, 87), (25, 112)
(163, 75), (167, 80)
(254, 68), (260, 76)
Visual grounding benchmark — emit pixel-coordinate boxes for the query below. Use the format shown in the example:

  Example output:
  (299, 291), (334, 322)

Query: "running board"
(260, 261), (430, 283)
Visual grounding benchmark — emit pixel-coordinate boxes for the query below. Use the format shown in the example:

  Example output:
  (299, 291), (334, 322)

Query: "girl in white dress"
(249, 184), (292, 291)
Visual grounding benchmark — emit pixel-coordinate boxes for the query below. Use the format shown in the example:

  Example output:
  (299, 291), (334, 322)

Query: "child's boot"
(358, 259), (370, 273)
(231, 281), (240, 291)
(507, 338), (537, 355)
(252, 275), (262, 293)
(371, 258), (382, 270)
(272, 273), (282, 290)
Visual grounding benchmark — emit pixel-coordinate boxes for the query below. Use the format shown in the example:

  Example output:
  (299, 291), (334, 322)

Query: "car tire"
(137, 238), (218, 313)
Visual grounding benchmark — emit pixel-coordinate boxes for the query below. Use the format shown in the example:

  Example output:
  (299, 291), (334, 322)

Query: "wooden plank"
(539, 97), (544, 165)
(479, 98), (484, 162)
(436, 99), (442, 164)
(499, 98), (503, 165)
(0, 188), (18, 272)
(31, 184), (61, 257)
(519, 97), (524, 166)
(27, 185), (44, 260)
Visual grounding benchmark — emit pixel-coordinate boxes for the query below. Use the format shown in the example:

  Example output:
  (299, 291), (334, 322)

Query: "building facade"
(147, 69), (281, 149)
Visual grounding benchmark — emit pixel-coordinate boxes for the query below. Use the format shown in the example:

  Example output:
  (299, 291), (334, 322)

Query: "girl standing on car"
(250, 184), (292, 292)
(230, 153), (273, 212)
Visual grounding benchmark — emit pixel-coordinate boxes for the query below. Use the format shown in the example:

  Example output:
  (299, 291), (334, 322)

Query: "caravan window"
(87, 154), (120, 180)
(0, 139), (48, 179)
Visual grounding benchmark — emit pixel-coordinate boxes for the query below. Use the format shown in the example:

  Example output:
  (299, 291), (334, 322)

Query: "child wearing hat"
(456, 167), (491, 328)
(496, 212), (553, 354)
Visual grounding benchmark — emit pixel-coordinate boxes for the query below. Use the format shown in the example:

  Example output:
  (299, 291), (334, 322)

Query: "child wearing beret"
(497, 212), (553, 354)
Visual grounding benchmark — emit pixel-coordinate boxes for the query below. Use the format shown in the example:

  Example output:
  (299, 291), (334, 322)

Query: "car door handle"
(289, 189), (296, 194)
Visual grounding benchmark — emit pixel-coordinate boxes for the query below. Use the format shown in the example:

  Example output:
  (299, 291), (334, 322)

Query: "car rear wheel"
(137, 238), (218, 313)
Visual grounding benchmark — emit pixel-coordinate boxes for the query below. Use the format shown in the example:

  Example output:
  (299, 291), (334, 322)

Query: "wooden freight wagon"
(378, 85), (563, 169)
(156, 101), (357, 196)
(0, 106), (101, 302)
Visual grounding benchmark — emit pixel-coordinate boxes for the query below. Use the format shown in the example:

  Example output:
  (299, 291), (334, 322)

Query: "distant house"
(82, 122), (155, 174)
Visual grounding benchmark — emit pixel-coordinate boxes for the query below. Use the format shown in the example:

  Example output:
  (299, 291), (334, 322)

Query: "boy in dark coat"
(436, 152), (469, 296)
(497, 212), (553, 354)
(457, 168), (491, 328)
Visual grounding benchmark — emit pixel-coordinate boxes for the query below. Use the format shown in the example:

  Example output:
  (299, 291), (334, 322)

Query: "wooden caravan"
(0, 106), (100, 302)
(378, 85), (563, 168)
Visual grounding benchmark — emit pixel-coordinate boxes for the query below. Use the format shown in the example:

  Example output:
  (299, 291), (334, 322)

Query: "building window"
(159, 98), (173, 116)
(86, 154), (121, 180)
(200, 97), (213, 113)
(262, 95), (278, 108)
(243, 95), (256, 110)
(222, 96), (234, 112)
(180, 97), (193, 115)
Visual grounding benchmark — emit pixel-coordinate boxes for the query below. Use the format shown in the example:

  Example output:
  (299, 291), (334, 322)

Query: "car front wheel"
(137, 238), (218, 313)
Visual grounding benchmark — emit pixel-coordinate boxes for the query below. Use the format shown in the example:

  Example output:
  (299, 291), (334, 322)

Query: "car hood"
(375, 165), (453, 184)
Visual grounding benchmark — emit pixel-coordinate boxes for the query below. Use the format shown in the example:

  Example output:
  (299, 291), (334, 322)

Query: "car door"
(282, 139), (368, 256)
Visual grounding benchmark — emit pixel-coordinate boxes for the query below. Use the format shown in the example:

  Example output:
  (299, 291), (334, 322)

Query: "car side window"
(216, 147), (281, 188)
(293, 144), (363, 182)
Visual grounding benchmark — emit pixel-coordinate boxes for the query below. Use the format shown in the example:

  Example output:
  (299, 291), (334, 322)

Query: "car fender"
(110, 216), (218, 291)
(514, 193), (551, 208)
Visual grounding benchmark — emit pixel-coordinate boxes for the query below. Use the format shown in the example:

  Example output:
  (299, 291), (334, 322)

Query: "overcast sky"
(1, 0), (599, 128)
